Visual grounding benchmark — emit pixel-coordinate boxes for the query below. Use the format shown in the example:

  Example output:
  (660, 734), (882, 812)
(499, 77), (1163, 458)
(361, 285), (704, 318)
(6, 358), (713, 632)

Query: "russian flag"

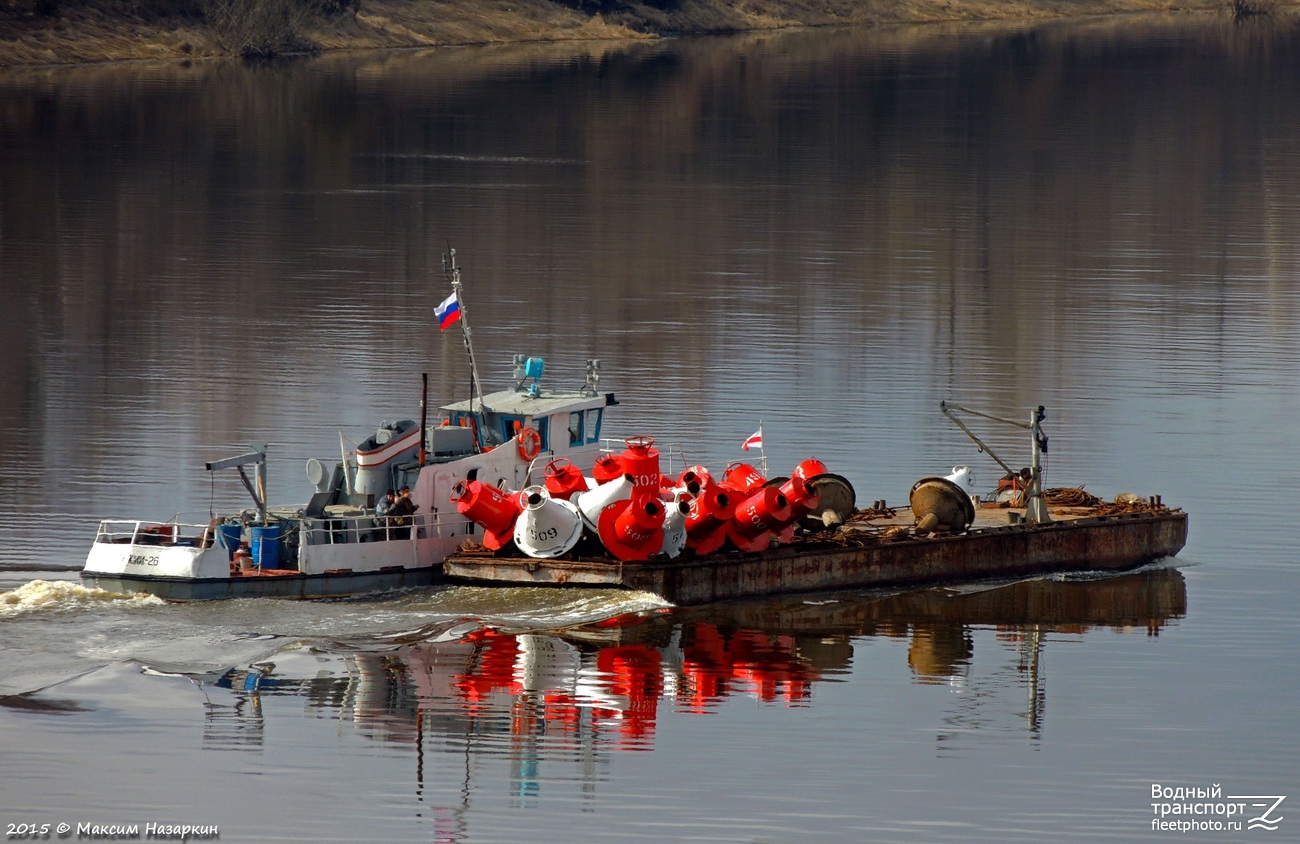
(742, 428), (763, 451)
(435, 291), (461, 331)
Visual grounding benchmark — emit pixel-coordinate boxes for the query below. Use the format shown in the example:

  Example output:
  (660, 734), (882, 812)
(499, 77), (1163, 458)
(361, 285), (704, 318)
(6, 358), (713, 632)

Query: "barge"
(442, 500), (1188, 606)
(443, 403), (1186, 606)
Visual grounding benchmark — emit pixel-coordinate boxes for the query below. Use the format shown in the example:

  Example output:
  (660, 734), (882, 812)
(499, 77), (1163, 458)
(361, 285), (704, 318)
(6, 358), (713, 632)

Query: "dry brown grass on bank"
(1230, 0), (1277, 17)
(0, 0), (1295, 68)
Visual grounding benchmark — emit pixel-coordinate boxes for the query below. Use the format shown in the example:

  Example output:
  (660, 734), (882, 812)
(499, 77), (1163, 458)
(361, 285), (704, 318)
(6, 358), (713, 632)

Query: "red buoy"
(721, 462), (766, 497)
(676, 465), (712, 496)
(790, 458), (829, 493)
(771, 483), (821, 543)
(727, 486), (792, 553)
(685, 484), (735, 556)
(620, 436), (661, 505)
(592, 454), (625, 485)
(598, 496), (666, 562)
(452, 480), (523, 550)
(779, 462), (828, 523)
(543, 458), (589, 501)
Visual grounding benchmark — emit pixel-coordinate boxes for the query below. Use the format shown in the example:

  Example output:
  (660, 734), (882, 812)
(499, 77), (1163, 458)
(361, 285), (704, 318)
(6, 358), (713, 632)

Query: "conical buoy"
(513, 486), (584, 558)
(452, 479), (523, 551)
(727, 486), (792, 553)
(598, 496), (666, 562)
(576, 473), (634, 532)
(543, 458), (589, 501)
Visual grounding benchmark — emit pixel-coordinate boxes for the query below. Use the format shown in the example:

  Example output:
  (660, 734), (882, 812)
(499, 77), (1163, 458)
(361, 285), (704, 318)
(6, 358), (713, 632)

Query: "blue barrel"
(215, 524), (243, 559)
(251, 525), (282, 569)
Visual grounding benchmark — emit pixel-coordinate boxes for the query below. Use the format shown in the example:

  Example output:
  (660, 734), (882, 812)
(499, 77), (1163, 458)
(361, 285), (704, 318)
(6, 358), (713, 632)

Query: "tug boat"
(81, 252), (617, 601)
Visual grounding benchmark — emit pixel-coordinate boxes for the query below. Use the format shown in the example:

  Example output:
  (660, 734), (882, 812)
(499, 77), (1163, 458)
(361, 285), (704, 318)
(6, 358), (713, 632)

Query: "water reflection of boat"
(202, 568), (1185, 764)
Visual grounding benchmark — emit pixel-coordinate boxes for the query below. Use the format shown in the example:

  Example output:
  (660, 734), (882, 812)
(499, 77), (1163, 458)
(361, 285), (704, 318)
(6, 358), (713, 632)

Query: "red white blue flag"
(435, 291), (461, 330)
(742, 428), (763, 451)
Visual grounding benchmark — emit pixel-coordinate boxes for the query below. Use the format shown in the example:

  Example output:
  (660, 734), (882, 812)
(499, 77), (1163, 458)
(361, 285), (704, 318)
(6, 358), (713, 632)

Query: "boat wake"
(319, 587), (674, 651)
(0, 580), (164, 616)
(426, 586), (673, 630)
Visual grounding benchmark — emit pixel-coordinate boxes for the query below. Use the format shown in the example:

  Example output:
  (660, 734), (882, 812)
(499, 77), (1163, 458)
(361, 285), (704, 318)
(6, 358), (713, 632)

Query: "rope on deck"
(1044, 487), (1102, 507)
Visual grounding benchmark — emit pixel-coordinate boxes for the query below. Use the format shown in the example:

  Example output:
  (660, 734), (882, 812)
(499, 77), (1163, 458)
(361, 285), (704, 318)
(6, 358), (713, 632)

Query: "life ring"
(516, 427), (542, 461)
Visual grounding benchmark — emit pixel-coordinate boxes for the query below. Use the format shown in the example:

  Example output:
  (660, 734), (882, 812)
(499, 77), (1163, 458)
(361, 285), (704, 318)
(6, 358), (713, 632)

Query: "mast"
(418, 372), (428, 466)
(443, 248), (486, 419)
(940, 401), (1050, 523)
(205, 444), (268, 523)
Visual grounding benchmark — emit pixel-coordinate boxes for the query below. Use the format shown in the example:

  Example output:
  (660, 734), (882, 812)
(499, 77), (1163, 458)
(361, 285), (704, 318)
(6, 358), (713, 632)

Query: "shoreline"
(0, 0), (1290, 69)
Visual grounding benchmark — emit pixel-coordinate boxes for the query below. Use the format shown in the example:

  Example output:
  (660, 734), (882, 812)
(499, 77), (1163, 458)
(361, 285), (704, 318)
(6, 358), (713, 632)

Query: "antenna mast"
(443, 248), (486, 417)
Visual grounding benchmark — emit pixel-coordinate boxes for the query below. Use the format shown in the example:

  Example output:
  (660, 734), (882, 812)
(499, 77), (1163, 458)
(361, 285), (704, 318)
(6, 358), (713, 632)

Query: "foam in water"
(429, 586), (675, 630)
(0, 580), (164, 615)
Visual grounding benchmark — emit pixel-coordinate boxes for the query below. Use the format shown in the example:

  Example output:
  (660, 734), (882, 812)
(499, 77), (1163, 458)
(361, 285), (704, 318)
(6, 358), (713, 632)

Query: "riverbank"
(0, 0), (1291, 68)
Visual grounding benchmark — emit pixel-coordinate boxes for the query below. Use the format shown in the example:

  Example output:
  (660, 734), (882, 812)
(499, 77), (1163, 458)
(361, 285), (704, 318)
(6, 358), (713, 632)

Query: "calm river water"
(2, 13), (1299, 843)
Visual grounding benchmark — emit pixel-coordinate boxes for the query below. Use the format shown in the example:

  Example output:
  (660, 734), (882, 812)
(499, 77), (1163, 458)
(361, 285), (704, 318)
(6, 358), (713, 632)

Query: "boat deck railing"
(300, 510), (475, 546)
(599, 437), (693, 477)
(93, 519), (216, 548)
(95, 509), (476, 550)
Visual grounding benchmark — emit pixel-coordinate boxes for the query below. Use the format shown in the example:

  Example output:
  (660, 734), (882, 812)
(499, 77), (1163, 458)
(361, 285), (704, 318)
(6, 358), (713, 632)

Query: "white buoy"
(575, 474), (634, 533)
(513, 486), (584, 558)
(944, 465), (977, 497)
(659, 493), (691, 559)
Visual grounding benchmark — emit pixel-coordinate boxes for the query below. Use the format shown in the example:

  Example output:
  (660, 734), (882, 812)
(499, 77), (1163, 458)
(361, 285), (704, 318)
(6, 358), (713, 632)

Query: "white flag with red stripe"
(742, 428), (763, 451)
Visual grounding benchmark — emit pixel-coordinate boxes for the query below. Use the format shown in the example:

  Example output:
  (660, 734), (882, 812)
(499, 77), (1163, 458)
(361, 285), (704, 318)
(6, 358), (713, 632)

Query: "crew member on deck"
(374, 490), (397, 540)
(391, 485), (419, 539)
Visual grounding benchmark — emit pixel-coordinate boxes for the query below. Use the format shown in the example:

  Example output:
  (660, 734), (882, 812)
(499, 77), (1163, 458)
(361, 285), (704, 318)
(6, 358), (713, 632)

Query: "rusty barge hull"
(442, 509), (1188, 606)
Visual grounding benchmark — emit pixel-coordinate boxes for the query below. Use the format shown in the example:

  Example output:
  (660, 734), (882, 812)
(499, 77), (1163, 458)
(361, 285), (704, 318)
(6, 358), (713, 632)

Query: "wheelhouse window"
(569, 411), (584, 445)
(500, 417), (525, 442)
(502, 416), (548, 451)
(585, 408), (603, 444)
